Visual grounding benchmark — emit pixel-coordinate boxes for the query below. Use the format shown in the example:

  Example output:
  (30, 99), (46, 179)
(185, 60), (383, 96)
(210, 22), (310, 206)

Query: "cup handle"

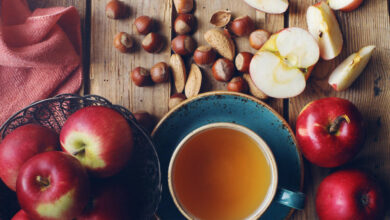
(274, 188), (305, 210)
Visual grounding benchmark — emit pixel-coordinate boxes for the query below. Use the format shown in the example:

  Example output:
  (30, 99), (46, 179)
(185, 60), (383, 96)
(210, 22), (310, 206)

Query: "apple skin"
(12, 210), (32, 220)
(0, 124), (59, 191)
(316, 170), (384, 220)
(296, 97), (364, 167)
(16, 151), (90, 220)
(60, 106), (133, 177)
(77, 180), (135, 220)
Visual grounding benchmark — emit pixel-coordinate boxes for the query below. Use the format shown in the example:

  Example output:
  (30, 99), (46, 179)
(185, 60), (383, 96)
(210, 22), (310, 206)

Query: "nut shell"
(210, 10), (232, 28)
(150, 62), (170, 83)
(142, 32), (164, 53)
(171, 35), (196, 56)
(212, 58), (235, 82)
(134, 16), (154, 35)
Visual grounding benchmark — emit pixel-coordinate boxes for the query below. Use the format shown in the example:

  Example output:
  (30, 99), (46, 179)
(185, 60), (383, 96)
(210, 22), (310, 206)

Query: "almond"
(185, 64), (202, 98)
(169, 54), (187, 93)
(243, 73), (268, 100)
(204, 28), (235, 61)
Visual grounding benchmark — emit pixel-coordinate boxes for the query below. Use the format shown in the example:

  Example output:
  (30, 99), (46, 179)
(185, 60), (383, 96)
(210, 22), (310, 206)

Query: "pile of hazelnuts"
(106, 0), (272, 112)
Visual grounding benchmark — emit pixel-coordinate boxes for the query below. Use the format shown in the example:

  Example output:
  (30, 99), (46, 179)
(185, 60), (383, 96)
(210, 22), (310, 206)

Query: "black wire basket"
(0, 94), (162, 220)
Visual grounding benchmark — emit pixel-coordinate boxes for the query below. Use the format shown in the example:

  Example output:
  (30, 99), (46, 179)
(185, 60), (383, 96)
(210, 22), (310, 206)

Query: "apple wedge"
(244, 0), (289, 14)
(307, 1), (343, 60)
(250, 27), (320, 98)
(328, 45), (375, 91)
(329, 0), (363, 12)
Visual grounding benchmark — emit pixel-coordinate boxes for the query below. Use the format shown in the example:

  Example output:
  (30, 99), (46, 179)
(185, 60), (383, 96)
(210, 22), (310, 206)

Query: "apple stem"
(72, 148), (85, 156)
(36, 176), (50, 187)
(329, 115), (350, 135)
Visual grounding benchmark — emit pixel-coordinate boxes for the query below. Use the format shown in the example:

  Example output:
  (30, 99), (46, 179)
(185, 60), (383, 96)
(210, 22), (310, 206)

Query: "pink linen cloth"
(0, 0), (83, 126)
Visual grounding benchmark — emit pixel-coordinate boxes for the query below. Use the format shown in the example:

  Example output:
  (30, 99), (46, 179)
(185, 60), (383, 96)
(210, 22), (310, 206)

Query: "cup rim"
(168, 122), (279, 219)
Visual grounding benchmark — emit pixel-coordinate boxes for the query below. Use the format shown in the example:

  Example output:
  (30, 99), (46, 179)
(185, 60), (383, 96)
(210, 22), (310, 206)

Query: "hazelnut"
(174, 14), (196, 35)
(133, 111), (156, 133)
(113, 32), (133, 53)
(173, 0), (193, 13)
(210, 10), (232, 28)
(134, 16), (154, 35)
(227, 76), (248, 93)
(235, 52), (253, 73)
(150, 62), (170, 83)
(212, 58), (235, 82)
(230, 15), (255, 37)
(105, 0), (127, 19)
(169, 93), (186, 110)
(193, 46), (217, 66)
(249, 29), (270, 50)
(131, 67), (152, 87)
(142, 32), (164, 53)
(171, 35), (196, 56)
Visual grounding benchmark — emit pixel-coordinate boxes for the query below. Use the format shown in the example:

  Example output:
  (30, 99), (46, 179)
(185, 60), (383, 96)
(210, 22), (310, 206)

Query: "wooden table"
(29, 0), (390, 219)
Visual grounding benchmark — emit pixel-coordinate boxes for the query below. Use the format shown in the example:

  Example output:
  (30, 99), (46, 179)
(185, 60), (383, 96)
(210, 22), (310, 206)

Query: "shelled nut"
(193, 46), (217, 66)
(142, 32), (164, 53)
(150, 62), (170, 83)
(212, 58), (235, 82)
(106, 0), (127, 19)
(131, 67), (152, 87)
(249, 29), (270, 50)
(169, 93), (186, 110)
(235, 52), (253, 73)
(227, 76), (248, 93)
(174, 14), (196, 35)
(134, 16), (154, 35)
(113, 32), (133, 53)
(230, 15), (255, 37)
(171, 35), (196, 56)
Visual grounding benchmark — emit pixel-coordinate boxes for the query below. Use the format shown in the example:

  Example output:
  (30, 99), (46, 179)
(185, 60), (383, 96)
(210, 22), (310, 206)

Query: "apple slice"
(307, 1), (343, 60)
(328, 45), (375, 91)
(329, 0), (363, 12)
(250, 27), (320, 98)
(244, 0), (289, 14)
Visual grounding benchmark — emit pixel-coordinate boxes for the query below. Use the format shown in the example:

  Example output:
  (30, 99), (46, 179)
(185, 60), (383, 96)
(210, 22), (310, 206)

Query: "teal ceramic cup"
(168, 123), (305, 219)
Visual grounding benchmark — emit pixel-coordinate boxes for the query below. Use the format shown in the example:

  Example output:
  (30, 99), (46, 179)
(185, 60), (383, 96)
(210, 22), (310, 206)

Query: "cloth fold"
(0, 0), (83, 126)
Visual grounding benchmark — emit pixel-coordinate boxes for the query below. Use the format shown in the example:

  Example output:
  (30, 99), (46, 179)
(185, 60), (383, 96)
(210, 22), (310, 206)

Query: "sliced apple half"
(250, 27), (320, 99)
(244, 0), (289, 14)
(328, 45), (375, 91)
(329, 0), (363, 12)
(307, 1), (343, 60)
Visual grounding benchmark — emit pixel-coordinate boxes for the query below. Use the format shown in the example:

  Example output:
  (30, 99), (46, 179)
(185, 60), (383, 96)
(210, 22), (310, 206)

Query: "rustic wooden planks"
(89, 0), (172, 118)
(288, 0), (390, 219)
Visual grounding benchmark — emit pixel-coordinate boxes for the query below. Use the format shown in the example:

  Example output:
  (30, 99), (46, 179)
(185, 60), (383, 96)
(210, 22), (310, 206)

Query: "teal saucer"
(152, 91), (304, 220)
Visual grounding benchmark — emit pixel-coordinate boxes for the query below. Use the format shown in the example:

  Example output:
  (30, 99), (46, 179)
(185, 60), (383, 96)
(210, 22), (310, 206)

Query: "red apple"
(0, 124), (58, 191)
(296, 97), (364, 167)
(16, 151), (90, 220)
(316, 170), (384, 220)
(77, 180), (134, 220)
(60, 106), (134, 177)
(12, 210), (32, 220)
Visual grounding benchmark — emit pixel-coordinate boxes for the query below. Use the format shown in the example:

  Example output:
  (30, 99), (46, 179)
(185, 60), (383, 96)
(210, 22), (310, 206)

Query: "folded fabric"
(0, 0), (83, 126)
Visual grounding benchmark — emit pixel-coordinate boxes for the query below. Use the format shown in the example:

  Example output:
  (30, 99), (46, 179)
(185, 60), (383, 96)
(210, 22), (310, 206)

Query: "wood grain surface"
(28, 0), (390, 219)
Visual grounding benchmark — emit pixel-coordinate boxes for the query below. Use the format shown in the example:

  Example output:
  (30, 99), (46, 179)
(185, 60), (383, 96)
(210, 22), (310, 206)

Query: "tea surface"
(172, 128), (272, 220)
